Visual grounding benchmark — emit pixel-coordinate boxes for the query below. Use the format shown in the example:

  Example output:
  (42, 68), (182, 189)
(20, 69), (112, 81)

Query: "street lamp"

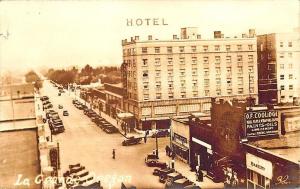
(155, 122), (159, 159)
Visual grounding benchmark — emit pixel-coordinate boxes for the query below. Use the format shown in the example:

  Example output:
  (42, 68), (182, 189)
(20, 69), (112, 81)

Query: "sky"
(0, 0), (299, 73)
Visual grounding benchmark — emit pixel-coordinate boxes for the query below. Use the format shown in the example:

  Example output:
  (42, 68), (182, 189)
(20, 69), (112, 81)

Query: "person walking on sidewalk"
(165, 145), (170, 156)
(112, 149), (116, 159)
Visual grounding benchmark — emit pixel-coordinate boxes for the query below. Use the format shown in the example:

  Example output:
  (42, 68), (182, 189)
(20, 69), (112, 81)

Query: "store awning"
(117, 112), (134, 119)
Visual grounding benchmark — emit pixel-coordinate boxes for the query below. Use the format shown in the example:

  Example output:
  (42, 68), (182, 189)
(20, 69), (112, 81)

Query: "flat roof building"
(122, 27), (258, 130)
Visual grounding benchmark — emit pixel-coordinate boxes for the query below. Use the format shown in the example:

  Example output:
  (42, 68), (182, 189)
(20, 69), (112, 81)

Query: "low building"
(188, 113), (212, 172)
(170, 116), (191, 163)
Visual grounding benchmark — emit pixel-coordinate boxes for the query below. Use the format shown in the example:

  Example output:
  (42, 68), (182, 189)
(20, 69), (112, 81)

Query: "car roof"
(167, 172), (181, 177)
(174, 178), (189, 184)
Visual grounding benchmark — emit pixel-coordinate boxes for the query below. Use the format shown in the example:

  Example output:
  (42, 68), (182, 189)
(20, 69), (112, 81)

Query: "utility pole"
(155, 123), (159, 159)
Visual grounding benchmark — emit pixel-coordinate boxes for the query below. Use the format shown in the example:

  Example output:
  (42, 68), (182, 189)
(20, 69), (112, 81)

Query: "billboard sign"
(244, 110), (279, 138)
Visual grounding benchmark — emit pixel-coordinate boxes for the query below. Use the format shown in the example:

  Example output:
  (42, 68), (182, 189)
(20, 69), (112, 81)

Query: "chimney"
(148, 35), (152, 40)
(211, 97), (216, 104)
(232, 98), (239, 106)
(197, 34), (201, 39)
(130, 37), (134, 42)
(242, 33), (247, 38)
(173, 35), (178, 40)
(214, 31), (222, 38)
(134, 36), (139, 41)
(249, 29), (256, 38)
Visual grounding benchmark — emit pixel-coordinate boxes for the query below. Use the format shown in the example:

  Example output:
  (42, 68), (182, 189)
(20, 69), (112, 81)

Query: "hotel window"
(227, 67), (232, 74)
(248, 55), (253, 62)
(192, 69), (197, 76)
(193, 92), (198, 97)
(155, 58), (161, 66)
(281, 95), (285, 99)
(248, 66), (254, 73)
(280, 42), (283, 47)
(288, 42), (292, 47)
(238, 66), (243, 74)
(214, 45), (220, 51)
(249, 87), (254, 93)
(226, 56), (231, 63)
(203, 45), (208, 51)
(227, 78), (232, 85)
(156, 81), (161, 90)
(227, 89), (232, 95)
(156, 93), (162, 100)
(143, 94), (149, 101)
(168, 82), (173, 88)
(204, 68), (209, 76)
(142, 70), (148, 77)
(181, 93), (186, 98)
(280, 64), (284, 69)
(226, 45), (231, 51)
(216, 89), (221, 96)
(168, 58), (173, 65)
(215, 56), (221, 64)
(280, 75), (284, 80)
(168, 93), (174, 99)
(167, 47), (173, 53)
(204, 79), (209, 86)
(205, 90), (210, 96)
(238, 88), (243, 94)
(155, 47), (160, 53)
(216, 78), (221, 85)
(179, 46), (185, 52)
(142, 59), (148, 66)
(237, 55), (243, 62)
(280, 85), (285, 90)
(155, 70), (161, 77)
(133, 59), (136, 67)
(289, 85), (293, 90)
(248, 44), (253, 50)
(238, 77), (243, 85)
(179, 57), (185, 64)
(289, 64), (293, 69)
(289, 74), (293, 79)
(192, 57), (197, 64)
(216, 67), (221, 74)
(191, 46), (197, 52)
(288, 52), (292, 58)
(168, 70), (173, 77)
(237, 45), (242, 50)
(142, 47), (147, 53)
(203, 57), (209, 64)
(280, 53), (284, 58)
(180, 70), (185, 76)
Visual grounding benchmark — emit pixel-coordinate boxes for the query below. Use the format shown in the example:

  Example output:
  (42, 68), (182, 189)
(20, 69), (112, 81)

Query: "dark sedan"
(153, 168), (175, 176)
(122, 137), (142, 146)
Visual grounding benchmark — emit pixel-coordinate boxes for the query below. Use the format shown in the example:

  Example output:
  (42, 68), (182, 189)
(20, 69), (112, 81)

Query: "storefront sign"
(174, 133), (187, 144)
(244, 110), (279, 138)
(246, 153), (273, 179)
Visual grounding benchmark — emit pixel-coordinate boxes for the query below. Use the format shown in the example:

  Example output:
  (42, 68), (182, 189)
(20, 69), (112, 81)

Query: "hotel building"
(121, 28), (258, 130)
(257, 28), (300, 105)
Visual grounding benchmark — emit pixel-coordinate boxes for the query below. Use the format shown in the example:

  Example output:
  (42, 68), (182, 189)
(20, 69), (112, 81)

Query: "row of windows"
(280, 85), (294, 90)
(279, 64), (294, 69)
(279, 52), (293, 58)
(140, 55), (254, 66)
(280, 74), (294, 80)
(143, 87), (254, 100)
(140, 44), (254, 54)
(279, 41), (293, 47)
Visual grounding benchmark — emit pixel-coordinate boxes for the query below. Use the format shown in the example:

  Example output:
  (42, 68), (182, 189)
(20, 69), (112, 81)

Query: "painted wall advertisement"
(244, 110), (279, 138)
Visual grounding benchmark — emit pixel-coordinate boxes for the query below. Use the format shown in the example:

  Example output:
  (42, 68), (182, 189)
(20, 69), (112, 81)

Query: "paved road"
(41, 80), (169, 189)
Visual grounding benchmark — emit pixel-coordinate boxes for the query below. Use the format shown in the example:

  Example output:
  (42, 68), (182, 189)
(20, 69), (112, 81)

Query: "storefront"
(172, 133), (189, 163)
(190, 137), (213, 171)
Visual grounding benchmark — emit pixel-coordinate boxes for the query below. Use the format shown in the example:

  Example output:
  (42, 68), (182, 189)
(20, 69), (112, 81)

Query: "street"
(41, 80), (169, 189)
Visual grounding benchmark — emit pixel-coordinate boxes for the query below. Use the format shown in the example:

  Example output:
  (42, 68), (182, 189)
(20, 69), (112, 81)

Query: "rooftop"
(0, 129), (40, 189)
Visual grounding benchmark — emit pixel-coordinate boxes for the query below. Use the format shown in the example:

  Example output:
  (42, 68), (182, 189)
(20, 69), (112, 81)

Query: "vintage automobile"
(165, 177), (193, 189)
(51, 124), (65, 135)
(98, 122), (111, 129)
(153, 167), (175, 176)
(58, 92), (61, 96)
(184, 184), (201, 189)
(40, 96), (49, 101)
(103, 125), (119, 134)
(152, 129), (170, 138)
(145, 154), (158, 163)
(58, 104), (63, 109)
(122, 137), (142, 146)
(146, 160), (167, 169)
(63, 110), (69, 116)
(159, 172), (183, 183)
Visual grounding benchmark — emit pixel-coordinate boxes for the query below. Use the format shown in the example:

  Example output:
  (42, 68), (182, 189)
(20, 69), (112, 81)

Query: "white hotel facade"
(121, 28), (258, 130)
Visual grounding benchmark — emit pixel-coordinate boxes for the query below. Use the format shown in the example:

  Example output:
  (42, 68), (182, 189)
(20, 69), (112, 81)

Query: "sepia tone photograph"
(0, 0), (299, 189)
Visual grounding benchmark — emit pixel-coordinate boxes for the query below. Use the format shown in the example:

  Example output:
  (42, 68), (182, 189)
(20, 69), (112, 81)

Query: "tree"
(25, 70), (43, 90)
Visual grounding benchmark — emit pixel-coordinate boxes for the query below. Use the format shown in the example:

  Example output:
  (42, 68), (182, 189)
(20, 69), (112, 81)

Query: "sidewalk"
(159, 152), (224, 189)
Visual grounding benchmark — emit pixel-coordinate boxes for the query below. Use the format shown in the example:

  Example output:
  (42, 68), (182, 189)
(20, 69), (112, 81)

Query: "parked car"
(58, 104), (63, 109)
(184, 184), (201, 189)
(159, 172), (183, 184)
(145, 154), (158, 164)
(51, 124), (65, 134)
(90, 114), (100, 122)
(153, 168), (175, 176)
(122, 137), (142, 146)
(146, 159), (167, 169)
(152, 130), (170, 138)
(103, 126), (119, 134)
(63, 110), (69, 116)
(97, 121), (110, 129)
(165, 177), (193, 189)
(40, 96), (49, 101)
(58, 92), (61, 96)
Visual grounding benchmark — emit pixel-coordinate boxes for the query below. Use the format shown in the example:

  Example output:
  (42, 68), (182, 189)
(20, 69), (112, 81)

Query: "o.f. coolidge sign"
(244, 110), (279, 138)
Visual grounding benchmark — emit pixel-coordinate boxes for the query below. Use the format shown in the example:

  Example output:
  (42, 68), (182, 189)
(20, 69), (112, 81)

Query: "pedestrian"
(197, 169), (203, 182)
(165, 145), (169, 156)
(152, 149), (156, 155)
(171, 151), (175, 160)
(112, 149), (116, 159)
